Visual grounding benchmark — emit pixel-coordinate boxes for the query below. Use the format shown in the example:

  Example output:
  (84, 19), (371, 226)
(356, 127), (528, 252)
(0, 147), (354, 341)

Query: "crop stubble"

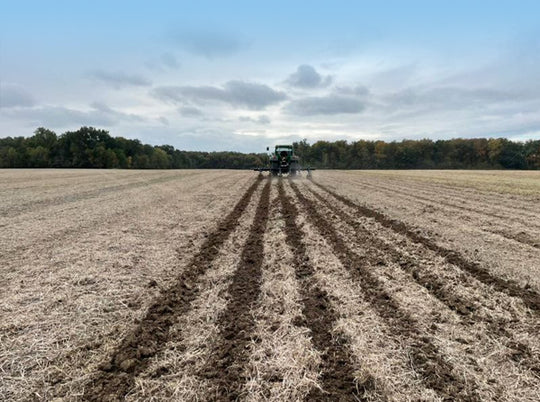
(277, 179), (367, 401)
(298, 180), (540, 399)
(2, 170), (539, 401)
(84, 176), (264, 401)
(309, 180), (540, 313)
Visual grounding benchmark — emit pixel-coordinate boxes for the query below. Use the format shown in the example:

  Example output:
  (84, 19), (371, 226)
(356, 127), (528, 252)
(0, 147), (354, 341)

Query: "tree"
(150, 148), (171, 169)
(27, 146), (50, 167)
(0, 147), (21, 167)
(30, 127), (57, 149)
(0, 126), (538, 170)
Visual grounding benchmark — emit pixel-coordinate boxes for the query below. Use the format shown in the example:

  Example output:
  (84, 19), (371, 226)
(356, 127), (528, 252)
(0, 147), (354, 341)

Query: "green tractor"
(254, 144), (313, 176)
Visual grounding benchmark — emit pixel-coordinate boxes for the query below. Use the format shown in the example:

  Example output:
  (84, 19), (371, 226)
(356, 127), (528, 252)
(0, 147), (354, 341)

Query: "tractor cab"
(256, 144), (314, 176)
(274, 145), (293, 163)
(268, 145), (298, 176)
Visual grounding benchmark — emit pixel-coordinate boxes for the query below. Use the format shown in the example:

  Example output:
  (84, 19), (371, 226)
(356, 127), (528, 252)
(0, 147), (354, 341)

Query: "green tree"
(150, 148), (171, 168)
(27, 146), (50, 167)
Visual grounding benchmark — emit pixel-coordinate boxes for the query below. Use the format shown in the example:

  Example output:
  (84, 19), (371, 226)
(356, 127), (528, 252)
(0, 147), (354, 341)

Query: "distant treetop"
(0, 126), (539, 169)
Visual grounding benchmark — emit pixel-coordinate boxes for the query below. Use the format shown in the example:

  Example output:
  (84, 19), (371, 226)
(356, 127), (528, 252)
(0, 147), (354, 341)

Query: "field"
(1, 169), (539, 401)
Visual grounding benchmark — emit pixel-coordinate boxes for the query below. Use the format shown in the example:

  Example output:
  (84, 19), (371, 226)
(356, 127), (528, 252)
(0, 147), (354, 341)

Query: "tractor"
(254, 144), (314, 176)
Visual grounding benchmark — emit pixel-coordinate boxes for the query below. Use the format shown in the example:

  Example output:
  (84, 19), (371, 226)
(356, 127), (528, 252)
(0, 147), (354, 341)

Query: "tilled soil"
(1, 170), (539, 402)
(278, 180), (365, 401)
(84, 177), (264, 401)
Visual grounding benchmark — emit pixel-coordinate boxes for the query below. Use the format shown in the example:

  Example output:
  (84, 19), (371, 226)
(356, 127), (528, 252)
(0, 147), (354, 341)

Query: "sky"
(1, 0), (540, 152)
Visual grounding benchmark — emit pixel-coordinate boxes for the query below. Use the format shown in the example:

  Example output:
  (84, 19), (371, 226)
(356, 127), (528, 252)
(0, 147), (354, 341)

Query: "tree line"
(0, 127), (267, 169)
(0, 126), (539, 169)
(293, 138), (540, 169)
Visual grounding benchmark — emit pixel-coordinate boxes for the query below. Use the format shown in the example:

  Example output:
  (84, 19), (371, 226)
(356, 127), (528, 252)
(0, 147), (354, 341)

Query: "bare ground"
(1, 169), (539, 401)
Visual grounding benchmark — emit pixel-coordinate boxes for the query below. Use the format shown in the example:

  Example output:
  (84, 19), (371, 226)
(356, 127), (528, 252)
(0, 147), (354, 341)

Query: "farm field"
(1, 169), (539, 401)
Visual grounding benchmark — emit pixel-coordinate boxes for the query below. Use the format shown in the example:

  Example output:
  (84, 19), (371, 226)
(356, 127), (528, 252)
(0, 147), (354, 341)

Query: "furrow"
(198, 178), (271, 401)
(82, 176), (263, 401)
(312, 180), (540, 313)
(304, 183), (540, 378)
(289, 181), (481, 402)
(277, 180), (370, 401)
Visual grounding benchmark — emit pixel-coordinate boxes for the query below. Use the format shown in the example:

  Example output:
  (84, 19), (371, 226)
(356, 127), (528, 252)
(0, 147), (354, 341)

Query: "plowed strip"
(277, 180), (369, 401)
(304, 184), (540, 376)
(83, 177), (263, 401)
(312, 181), (540, 313)
(199, 178), (271, 400)
(290, 181), (480, 402)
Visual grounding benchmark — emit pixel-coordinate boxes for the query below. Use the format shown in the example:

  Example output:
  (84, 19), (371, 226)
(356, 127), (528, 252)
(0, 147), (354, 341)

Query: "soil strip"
(278, 180), (371, 401)
(198, 178), (271, 401)
(305, 184), (540, 376)
(83, 177), (263, 402)
(312, 181), (540, 313)
(290, 181), (480, 402)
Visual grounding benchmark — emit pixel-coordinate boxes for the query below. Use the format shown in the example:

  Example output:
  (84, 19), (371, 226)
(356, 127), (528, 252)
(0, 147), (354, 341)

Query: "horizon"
(2, 1), (540, 152)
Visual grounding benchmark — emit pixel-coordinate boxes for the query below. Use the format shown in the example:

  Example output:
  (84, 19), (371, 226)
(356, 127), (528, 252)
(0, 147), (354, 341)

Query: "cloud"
(89, 102), (144, 121)
(286, 65), (332, 88)
(179, 106), (203, 117)
(284, 95), (366, 115)
(239, 115), (271, 124)
(2, 102), (143, 128)
(367, 64), (417, 89)
(0, 84), (36, 108)
(381, 86), (535, 116)
(334, 85), (370, 96)
(136, 127), (300, 153)
(152, 80), (287, 110)
(170, 30), (245, 58)
(145, 55), (179, 72)
(160, 53), (180, 69)
(88, 70), (151, 89)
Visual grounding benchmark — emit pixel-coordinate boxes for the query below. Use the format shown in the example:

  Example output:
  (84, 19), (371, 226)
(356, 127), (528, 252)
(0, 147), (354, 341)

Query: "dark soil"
(290, 181), (480, 402)
(278, 179), (373, 402)
(82, 177), (263, 402)
(306, 186), (479, 317)
(312, 181), (540, 313)
(305, 184), (540, 378)
(198, 178), (271, 401)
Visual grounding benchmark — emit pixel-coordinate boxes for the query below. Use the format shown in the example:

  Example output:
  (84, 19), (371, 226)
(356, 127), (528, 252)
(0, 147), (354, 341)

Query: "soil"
(83, 176), (263, 401)
(277, 179), (367, 401)
(2, 169), (539, 402)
